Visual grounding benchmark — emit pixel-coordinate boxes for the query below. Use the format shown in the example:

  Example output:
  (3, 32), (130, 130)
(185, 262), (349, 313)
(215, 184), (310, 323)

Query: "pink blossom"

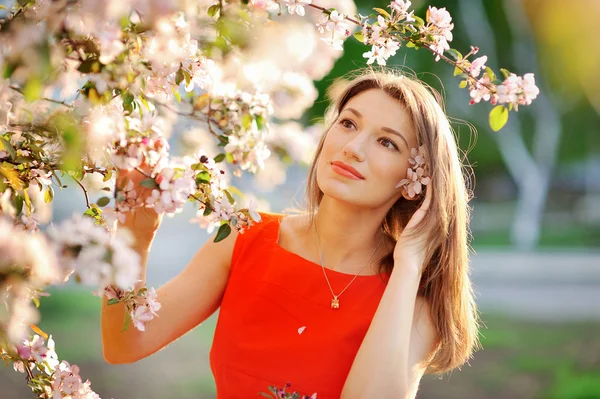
(469, 74), (492, 104)
(396, 146), (431, 199)
(428, 36), (450, 61)
(131, 305), (154, 331)
(326, 11), (349, 35)
(363, 45), (387, 65)
(496, 74), (521, 105)
(391, 0), (415, 22)
(520, 73), (540, 105)
(321, 37), (344, 51)
(469, 56), (487, 78)
(130, 287), (161, 331)
(283, 0), (311, 16)
(427, 6), (453, 30)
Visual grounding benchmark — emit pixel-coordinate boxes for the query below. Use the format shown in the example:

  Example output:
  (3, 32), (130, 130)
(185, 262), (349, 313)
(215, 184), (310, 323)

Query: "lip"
(330, 161), (365, 180)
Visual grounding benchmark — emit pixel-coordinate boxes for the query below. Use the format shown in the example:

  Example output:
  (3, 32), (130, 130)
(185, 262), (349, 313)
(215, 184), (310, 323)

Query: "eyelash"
(338, 118), (399, 151)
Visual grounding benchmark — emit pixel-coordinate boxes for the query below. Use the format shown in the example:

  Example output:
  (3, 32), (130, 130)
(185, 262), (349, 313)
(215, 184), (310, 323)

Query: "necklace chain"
(314, 221), (384, 309)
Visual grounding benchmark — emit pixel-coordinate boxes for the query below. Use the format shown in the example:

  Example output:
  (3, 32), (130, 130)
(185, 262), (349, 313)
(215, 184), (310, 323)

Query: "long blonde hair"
(304, 68), (481, 375)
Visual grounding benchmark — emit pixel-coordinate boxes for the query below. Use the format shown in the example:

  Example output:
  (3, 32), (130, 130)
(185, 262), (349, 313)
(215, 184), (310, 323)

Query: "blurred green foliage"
(5, 290), (594, 399)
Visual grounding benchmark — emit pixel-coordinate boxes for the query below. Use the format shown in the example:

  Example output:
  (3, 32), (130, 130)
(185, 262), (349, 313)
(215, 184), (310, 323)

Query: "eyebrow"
(343, 107), (409, 148)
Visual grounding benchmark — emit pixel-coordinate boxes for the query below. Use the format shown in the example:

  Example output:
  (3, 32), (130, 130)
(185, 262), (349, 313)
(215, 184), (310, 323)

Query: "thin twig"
(9, 86), (74, 108)
(307, 4), (360, 24)
(134, 167), (152, 178)
(72, 176), (91, 208)
(207, 97), (218, 137)
(155, 100), (221, 138)
(307, 3), (494, 91)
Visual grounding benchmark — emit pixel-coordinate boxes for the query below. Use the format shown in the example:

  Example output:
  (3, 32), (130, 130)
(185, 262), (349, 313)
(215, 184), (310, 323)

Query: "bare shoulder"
(277, 212), (311, 247)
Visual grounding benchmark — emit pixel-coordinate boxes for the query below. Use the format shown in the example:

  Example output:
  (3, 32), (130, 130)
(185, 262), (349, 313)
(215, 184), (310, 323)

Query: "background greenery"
(3, 290), (600, 399)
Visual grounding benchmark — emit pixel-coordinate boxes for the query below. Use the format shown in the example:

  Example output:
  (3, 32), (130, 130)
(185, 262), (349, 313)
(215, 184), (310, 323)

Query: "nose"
(342, 131), (367, 162)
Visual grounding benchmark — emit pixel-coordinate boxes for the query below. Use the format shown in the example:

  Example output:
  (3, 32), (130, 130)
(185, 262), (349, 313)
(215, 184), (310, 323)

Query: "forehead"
(341, 88), (417, 146)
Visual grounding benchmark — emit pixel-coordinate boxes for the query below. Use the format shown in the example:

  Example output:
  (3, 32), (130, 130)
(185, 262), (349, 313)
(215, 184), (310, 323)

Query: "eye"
(378, 137), (398, 150)
(339, 118), (356, 130)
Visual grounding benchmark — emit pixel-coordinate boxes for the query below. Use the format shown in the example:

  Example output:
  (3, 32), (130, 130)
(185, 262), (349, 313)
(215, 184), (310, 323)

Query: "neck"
(310, 196), (392, 275)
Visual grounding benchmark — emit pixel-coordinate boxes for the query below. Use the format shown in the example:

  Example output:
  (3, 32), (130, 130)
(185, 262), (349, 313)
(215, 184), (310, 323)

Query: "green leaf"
(122, 91), (134, 106)
(44, 186), (54, 203)
(485, 67), (496, 81)
(107, 298), (119, 305)
(489, 105), (509, 132)
(459, 80), (467, 89)
(406, 41), (416, 48)
(103, 170), (113, 182)
(2, 62), (17, 79)
(241, 114), (252, 130)
(139, 94), (150, 110)
(140, 178), (159, 189)
(175, 69), (185, 85)
(255, 115), (264, 130)
(13, 195), (23, 216)
(353, 31), (364, 43)
(78, 59), (101, 74)
(214, 153), (225, 163)
(172, 86), (182, 102)
(214, 223), (231, 242)
(23, 189), (32, 216)
(446, 48), (463, 61)
(23, 78), (42, 102)
(121, 312), (132, 332)
(208, 4), (220, 17)
(500, 68), (511, 80)
(96, 196), (111, 207)
(224, 189), (235, 204)
(373, 7), (391, 19)
(195, 171), (210, 185)
(453, 66), (463, 76)
(412, 15), (425, 27)
(0, 5), (8, 10)
(0, 137), (16, 159)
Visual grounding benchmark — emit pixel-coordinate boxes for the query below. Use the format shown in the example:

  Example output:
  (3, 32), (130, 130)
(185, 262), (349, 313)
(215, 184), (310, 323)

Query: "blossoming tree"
(0, 0), (539, 397)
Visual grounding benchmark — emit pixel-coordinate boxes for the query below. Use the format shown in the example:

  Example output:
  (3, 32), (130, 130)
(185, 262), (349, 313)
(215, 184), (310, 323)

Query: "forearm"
(341, 257), (422, 398)
(100, 221), (156, 363)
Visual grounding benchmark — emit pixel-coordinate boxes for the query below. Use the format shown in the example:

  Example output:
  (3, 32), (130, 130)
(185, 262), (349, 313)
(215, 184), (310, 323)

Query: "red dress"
(210, 212), (391, 398)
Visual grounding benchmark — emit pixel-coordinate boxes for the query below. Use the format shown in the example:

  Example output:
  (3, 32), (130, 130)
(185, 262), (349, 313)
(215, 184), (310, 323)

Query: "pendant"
(331, 296), (340, 309)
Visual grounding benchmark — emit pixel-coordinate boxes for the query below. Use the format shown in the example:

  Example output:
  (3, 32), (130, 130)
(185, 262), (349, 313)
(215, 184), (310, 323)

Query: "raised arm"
(101, 168), (238, 364)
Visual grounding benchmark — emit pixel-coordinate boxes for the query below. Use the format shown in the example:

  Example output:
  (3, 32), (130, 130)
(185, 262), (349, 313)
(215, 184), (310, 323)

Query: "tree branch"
(9, 86), (74, 108)
(72, 175), (91, 209)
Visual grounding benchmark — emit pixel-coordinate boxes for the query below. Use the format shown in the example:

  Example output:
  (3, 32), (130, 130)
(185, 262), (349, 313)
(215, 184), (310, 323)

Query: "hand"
(115, 163), (163, 236)
(393, 185), (432, 274)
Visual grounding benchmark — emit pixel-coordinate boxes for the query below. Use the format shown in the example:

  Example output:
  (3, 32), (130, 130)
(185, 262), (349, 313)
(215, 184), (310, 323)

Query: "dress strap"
(230, 211), (283, 274)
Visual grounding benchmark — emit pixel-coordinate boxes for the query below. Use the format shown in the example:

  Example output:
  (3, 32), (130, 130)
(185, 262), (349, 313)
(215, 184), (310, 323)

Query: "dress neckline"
(270, 212), (385, 279)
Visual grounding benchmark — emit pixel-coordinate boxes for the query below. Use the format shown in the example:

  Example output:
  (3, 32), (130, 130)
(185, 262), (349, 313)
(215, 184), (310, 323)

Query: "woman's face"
(316, 88), (419, 209)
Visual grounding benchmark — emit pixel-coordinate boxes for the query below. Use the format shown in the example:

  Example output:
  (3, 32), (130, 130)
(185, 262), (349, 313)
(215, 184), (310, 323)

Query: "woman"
(101, 69), (481, 399)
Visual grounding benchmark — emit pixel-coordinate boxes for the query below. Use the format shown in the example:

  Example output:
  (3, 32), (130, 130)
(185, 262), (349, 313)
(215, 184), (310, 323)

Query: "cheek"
(369, 153), (409, 186)
(322, 127), (346, 153)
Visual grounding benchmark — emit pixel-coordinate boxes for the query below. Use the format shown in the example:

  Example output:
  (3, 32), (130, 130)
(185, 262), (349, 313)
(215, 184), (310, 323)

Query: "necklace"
(314, 223), (384, 309)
